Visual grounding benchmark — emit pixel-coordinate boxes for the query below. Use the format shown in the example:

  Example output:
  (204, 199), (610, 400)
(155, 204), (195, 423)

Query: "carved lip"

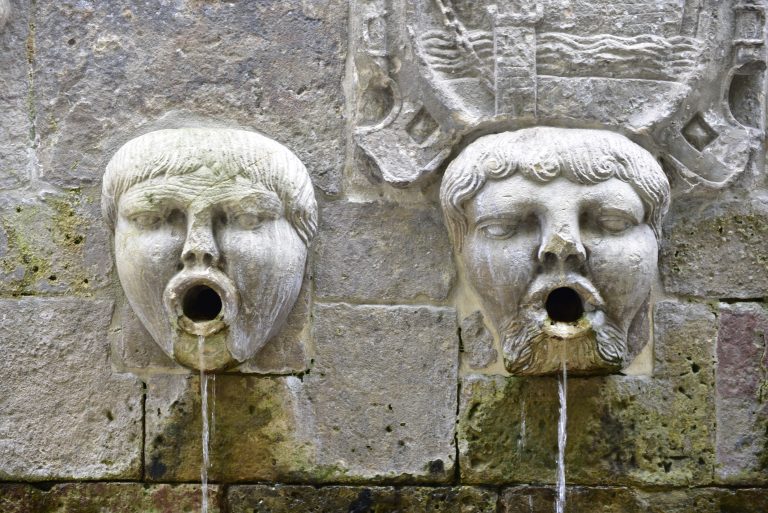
(522, 273), (605, 314)
(163, 269), (238, 337)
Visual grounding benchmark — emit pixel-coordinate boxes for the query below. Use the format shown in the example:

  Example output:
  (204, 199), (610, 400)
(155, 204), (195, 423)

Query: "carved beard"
(501, 308), (626, 376)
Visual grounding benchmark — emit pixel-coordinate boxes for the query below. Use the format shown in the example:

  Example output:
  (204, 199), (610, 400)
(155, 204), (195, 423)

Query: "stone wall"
(1, 1), (767, 512)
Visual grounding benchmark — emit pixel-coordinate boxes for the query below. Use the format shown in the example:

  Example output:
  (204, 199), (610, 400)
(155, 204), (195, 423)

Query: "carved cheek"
(586, 228), (657, 324)
(463, 234), (537, 314)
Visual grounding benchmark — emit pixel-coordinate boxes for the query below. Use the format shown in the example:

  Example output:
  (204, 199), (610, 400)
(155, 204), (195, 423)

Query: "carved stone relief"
(351, 0), (766, 189)
(102, 128), (318, 372)
(441, 127), (670, 375)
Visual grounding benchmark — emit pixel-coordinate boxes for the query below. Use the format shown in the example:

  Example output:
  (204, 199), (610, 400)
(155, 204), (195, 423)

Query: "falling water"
(199, 335), (210, 513)
(555, 349), (567, 513)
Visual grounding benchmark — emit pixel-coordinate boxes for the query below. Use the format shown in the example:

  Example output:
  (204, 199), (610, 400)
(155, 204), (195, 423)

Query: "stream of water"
(199, 336), (210, 513)
(555, 351), (567, 513)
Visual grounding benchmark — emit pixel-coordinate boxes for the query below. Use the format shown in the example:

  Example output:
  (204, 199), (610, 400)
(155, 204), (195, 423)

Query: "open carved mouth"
(163, 270), (237, 337)
(182, 284), (223, 322)
(545, 287), (584, 323)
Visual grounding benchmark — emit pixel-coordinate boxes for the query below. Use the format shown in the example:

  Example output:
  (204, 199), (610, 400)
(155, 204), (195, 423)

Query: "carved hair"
(102, 128), (317, 244)
(440, 127), (670, 250)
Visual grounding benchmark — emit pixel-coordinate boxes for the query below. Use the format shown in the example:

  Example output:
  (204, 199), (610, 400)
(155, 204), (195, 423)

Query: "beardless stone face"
(462, 174), (658, 375)
(106, 129), (315, 372)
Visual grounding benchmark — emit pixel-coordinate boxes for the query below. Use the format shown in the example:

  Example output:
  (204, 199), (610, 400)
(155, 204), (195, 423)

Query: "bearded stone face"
(460, 174), (658, 375)
(440, 128), (669, 376)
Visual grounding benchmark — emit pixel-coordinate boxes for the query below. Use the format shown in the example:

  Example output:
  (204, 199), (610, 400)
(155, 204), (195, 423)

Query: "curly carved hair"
(440, 127), (670, 251)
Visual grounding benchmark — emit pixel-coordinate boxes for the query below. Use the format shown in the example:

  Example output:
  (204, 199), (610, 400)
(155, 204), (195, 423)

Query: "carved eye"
(598, 214), (635, 233)
(480, 222), (516, 240)
(130, 212), (163, 229)
(233, 212), (263, 230)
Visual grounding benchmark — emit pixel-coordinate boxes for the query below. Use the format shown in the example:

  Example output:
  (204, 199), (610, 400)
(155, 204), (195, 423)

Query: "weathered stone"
(144, 374), (316, 482)
(313, 201), (455, 303)
(307, 303), (458, 482)
(34, 1), (346, 195)
(461, 310), (498, 370)
(441, 128), (667, 376)
(103, 128), (317, 372)
(716, 302), (768, 484)
(500, 486), (768, 513)
(660, 198), (768, 298)
(0, 188), (112, 295)
(228, 486), (497, 513)
(459, 300), (717, 486)
(0, 0), (31, 190)
(0, 298), (143, 480)
(0, 483), (221, 513)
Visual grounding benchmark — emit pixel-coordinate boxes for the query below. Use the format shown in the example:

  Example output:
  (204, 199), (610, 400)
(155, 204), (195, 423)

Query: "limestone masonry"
(1, 1), (767, 512)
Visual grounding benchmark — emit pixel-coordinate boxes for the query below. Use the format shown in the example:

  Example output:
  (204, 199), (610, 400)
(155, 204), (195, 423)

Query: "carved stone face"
(103, 129), (317, 372)
(441, 128), (670, 375)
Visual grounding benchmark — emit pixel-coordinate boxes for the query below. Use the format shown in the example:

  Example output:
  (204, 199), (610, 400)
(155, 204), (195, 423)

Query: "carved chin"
(501, 311), (627, 376)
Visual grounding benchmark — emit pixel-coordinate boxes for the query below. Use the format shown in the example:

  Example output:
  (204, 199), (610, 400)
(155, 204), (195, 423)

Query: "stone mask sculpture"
(441, 127), (670, 375)
(103, 128), (317, 372)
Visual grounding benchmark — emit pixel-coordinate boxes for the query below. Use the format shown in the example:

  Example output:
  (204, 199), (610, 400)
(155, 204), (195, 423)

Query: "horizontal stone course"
(0, 483), (221, 513)
(500, 486), (768, 513)
(228, 485), (497, 513)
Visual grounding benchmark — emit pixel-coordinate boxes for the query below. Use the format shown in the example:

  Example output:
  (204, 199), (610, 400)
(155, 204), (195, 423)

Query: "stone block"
(307, 303), (459, 482)
(500, 486), (768, 513)
(0, 483), (221, 513)
(0, 188), (112, 295)
(33, 0), (346, 195)
(228, 486), (497, 513)
(0, 298), (143, 480)
(0, 0), (31, 190)
(459, 301), (717, 486)
(144, 373), (316, 482)
(716, 302), (768, 484)
(660, 198), (768, 298)
(313, 201), (455, 303)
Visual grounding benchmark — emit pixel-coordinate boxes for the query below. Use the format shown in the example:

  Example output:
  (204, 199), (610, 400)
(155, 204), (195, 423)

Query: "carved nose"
(181, 221), (220, 268)
(537, 230), (586, 267)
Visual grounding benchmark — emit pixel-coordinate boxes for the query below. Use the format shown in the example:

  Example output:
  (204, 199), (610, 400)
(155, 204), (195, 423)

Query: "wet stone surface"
(458, 300), (717, 486)
(144, 373), (316, 483)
